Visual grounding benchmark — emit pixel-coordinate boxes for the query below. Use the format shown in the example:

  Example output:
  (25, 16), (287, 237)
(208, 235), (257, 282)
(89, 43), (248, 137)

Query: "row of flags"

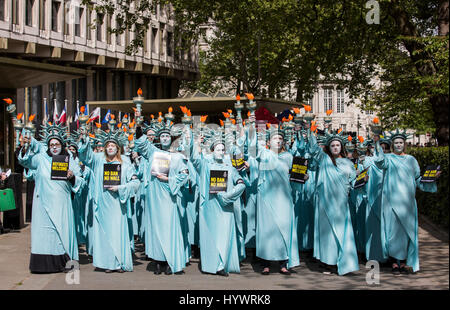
(44, 99), (102, 127)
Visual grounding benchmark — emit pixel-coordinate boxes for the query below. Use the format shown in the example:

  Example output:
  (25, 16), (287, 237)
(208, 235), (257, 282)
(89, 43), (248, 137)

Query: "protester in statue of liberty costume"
(134, 110), (190, 275)
(307, 123), (362, 275)
(77, 127), (140, 273)
(348, 136), (373, 256)
(185, 121), (246, 277)
(67, 138), (90, 246)
(361, 133), (392, 263)
(289, 127), (316, 253)
(372, 130), (440, 274)
(18, 123), (83, 273)
(250, 122), (300, 275)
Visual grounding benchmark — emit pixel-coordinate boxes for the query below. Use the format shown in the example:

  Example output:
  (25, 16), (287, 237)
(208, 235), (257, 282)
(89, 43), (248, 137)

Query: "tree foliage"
(87, 0), (449, 144)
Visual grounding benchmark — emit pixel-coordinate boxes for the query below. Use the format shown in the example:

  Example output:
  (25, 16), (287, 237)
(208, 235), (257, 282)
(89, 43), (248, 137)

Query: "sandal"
(261, 267), (270, 275)
(279, 268), (291, 276)
(391, 264), (400, 275)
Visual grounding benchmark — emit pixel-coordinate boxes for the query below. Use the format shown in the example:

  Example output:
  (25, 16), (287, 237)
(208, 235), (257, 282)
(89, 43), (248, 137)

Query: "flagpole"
(43, 97), (48, 124)
(64, 99), (68, 127)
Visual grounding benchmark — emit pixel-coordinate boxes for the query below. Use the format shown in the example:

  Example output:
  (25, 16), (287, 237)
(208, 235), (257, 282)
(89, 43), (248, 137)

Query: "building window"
(86, 7), (91, 40)
(337, 89), (345, 113)
(96, 13), (104, 42)
(52, 1), (60, 32)
(160, 24), (165, 56)
(323, 88), (333, 112)
(64, 1), (70, 35)
(75, 6), (83, 37)
(0, 0), (5, 21)
(26, 0), (35, 26)
(166, 31), (173, 57)
(151, 27), (158, 53)
(341, 124), (347, 132)
(106, 14), (111, 44)
(13, 0), (20, 25)
(39, 0), (46, 30)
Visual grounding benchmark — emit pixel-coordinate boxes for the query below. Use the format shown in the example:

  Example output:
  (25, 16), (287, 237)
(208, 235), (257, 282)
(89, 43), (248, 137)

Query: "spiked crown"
(39, 122), (69, 146)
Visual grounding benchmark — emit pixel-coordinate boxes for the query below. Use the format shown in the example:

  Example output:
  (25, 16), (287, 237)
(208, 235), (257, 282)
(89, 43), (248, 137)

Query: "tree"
(87, 0), (449, 145)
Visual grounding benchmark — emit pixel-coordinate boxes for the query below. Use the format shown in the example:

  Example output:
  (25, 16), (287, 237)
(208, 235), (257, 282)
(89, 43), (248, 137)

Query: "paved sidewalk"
(1, 217), (448, 290)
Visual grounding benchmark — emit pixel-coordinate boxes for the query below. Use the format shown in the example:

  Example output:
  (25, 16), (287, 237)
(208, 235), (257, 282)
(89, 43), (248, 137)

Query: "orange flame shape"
(124, 127), (128, 134)
(89, 133), (95, 138)
(245, 93), (254, 100)
(80, 106), (85, 114)
(132, 107), (137, 113)
(200, 115), (208, 123)
(231, 119), (236, 125)
(117, 122), (122, 128)
(358, 136), (364, 143)
(266, 123), (271, 129)
(236, 94), (241, 101)
(373, 117), (380, 124)
(29, 114), (36, 122)
(48, 121), (52, 125)
(128, 134), (134, 141)
(95, 122), (101, 128)
(180, 106), (188, 114)
(311, 125), (317, 132)
(187, 110), (192, 117)
(293, 107), (301, 114)
(150, 114), (154, 119)
(124, 114), (128, 118)
(158, 117), (162, 123)
(168, 107), (173, 113)
(288, 114), (293, 121)
(304, 105), (311, 112)
(338, 128), (342, 134)
(227, 109), (233, 114)
(326, 110), (333, 116)
(86, 119), (92, 124)
(282, 117), (288, 122)
(311, 120), (316, 126)
(137, 88), (143, 96)
(242, 121), (246, 127)
(222, 112), (230, 119)
(110, 114), (115, 120)
(159, 112), (162, 116)
(219, 119), (224, 127)
(3, 98), (13, 104)
(348, 136), (352, 142)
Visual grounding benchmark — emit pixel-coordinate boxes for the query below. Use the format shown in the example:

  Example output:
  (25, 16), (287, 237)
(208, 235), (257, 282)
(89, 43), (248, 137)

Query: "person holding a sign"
(253, 126), (300, 275)
(307, 124), (361, 275)
(18, 124), (82, 273)
(78, 129), (140, 273)
(372, 130), (441, 274)
(187, 128), (246, 277)
(289, 129), (316, 253)
(134, 117), (190, 275)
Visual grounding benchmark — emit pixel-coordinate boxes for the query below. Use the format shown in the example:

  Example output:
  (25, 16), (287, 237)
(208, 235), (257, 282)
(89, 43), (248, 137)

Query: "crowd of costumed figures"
(2, 91), (441, 277)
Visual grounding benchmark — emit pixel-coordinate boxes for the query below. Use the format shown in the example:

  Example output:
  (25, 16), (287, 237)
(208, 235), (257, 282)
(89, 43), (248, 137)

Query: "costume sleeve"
(18, 137), (40, 170)
(77, 138), (95, 168)
(373, 141), (388, 170)
(307, 131), (326, 167)
(134, 135), (157, 160)
(117, 164), (141, 204)
(168, 155), (189, 196)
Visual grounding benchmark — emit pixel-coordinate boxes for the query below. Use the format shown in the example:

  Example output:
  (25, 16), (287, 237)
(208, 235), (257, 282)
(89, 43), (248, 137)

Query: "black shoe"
(392, 266), (400, 275)
(217, 269), (229, 277)
(154, 263), (162, 275)
(399, 265), (409, 274)
(174, 270), (185, 275)
(105, 269), (113, 273)
(165, 266), (172, 275)
(117, 269), (124, 273)
(280, 269), (291, 276)
(261, 268), (270, 275)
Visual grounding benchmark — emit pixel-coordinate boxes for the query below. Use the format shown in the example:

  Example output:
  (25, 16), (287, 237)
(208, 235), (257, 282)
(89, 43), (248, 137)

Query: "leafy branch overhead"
(87, 0), (449, 145)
